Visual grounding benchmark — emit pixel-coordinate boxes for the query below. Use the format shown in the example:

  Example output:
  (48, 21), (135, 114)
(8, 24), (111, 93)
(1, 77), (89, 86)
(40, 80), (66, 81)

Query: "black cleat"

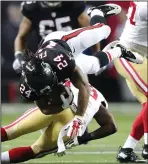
(142, 144), (148, 159)
(87, 4), (122, 18)
(117, 147), (147, 163)
(116, 44), (144, 64)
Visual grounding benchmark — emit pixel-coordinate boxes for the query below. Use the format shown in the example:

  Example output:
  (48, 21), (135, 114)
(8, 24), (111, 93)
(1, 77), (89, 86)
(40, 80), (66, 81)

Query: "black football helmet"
(23, 58), (58, 96)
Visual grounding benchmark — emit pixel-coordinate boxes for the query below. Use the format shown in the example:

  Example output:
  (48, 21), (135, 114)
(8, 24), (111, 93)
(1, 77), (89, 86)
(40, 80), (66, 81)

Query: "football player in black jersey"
(13, 1), (100, 73)
(18, 3), (143, 135)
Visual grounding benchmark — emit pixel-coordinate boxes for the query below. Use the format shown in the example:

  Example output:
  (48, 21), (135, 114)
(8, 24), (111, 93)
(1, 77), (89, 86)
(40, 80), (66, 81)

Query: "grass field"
(1, 103), (145, 164)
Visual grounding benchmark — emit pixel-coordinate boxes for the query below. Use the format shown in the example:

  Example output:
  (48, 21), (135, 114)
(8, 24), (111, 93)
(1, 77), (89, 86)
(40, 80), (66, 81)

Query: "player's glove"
(60, 86), (74, 109)
(13, 51), (25, 73)
(67, 115), (86, 138)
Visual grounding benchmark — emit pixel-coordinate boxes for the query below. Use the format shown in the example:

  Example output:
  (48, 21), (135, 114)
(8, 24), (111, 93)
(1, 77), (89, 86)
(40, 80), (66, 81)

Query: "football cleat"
(116, 44), (144, 64)
(87, 3), (122, 18)
(117, 147), (147, 163)
(142, 144), (148, 159)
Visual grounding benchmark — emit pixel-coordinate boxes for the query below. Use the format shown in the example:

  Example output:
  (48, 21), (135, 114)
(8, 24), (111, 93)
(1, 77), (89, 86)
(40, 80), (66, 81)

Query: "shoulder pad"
(21, 1), (38, 12)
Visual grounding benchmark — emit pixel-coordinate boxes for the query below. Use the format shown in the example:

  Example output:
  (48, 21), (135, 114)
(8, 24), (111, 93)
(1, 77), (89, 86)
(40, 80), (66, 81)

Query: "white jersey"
(65, 80), (108, 126)
(41, 80), (108, 134)
(120, 2), (147, 51)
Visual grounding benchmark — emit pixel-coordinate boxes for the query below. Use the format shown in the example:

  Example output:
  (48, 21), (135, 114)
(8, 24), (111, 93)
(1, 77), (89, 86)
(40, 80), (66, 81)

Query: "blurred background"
(1, 1), (135, 103)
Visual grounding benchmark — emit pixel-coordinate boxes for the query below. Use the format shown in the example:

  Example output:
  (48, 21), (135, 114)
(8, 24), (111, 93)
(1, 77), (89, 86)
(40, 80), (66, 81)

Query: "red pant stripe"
(120, 58), (148, 96)
(62, 23), (104, 41)
(4, 107), (38, 129)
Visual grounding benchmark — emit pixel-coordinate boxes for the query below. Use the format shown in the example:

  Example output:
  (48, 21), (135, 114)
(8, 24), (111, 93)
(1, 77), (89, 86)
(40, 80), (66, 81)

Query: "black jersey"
(19, 39), (75, 101)
(21, 1), (86, 40)
(35, 39), (76, 81)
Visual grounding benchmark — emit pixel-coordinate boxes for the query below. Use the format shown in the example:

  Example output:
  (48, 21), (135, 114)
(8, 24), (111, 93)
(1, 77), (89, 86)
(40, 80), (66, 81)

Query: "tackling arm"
(14, 16), (32, 52)
(13, 16), (32, 73)
(77, 104), (117, 145)
(70, 66), (90, 116)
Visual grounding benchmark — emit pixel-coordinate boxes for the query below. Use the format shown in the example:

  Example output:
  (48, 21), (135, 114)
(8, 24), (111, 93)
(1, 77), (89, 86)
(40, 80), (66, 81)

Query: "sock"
(91, 9), (104, 17)
(130, 104), (145, 140)
(93, 47), (122, 67)
(105, 47), (122, 59)
(1, 128), (8, 142)
(142, 102), (148, 144)
(8, 146), (35, 163)
(144, 133), (148, 144)
(90, 10), (106, 25)
(123, 135), (138, 149)
(123, 104), (145, 149)
(1, 151), (10, 164)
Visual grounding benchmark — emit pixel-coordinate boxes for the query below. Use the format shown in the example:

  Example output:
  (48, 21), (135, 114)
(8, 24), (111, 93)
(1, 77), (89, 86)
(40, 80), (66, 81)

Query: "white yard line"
(2, 145), (141, 154)
(1, 144), (142, 151)
(24, 161), (117, 164)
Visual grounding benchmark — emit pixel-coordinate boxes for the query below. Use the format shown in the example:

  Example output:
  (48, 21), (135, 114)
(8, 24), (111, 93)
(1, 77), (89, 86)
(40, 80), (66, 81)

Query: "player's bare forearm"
(91, 105), (117, 139)
(70, 66), (90, 116)
(14, 16), (32, 52)
(78, 105), (117, 144)
(15, 36), (27, 52)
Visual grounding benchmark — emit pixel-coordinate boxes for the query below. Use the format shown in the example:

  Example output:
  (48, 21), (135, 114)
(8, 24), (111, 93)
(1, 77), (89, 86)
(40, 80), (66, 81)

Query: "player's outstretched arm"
(14, 16), (32, 52)
(79, 105), (117, 144)
(68, 105), (117, 147)
(90, 105), (117, 140)
(70, 66), (90, 117)
(13, 17), (32, 73)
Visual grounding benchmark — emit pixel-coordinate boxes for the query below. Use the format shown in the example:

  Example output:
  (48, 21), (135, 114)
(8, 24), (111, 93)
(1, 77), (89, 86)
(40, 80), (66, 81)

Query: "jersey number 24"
(54, 54), (68, 70)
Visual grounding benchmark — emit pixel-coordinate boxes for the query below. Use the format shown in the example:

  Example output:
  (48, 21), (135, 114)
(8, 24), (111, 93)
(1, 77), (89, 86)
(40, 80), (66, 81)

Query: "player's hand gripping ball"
(36, 84), (74, 115)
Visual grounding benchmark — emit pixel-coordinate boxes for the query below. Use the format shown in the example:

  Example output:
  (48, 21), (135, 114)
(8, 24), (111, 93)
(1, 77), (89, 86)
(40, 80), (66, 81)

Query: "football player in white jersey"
(111, 2), (148, 162)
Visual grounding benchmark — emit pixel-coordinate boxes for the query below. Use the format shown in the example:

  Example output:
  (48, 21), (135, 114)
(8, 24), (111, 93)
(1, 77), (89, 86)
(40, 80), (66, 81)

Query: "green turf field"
(1, 103), (145, 164)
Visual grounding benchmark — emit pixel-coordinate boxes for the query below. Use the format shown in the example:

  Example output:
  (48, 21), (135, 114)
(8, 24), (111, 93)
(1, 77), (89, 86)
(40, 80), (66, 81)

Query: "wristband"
(14, 51), (24, 58)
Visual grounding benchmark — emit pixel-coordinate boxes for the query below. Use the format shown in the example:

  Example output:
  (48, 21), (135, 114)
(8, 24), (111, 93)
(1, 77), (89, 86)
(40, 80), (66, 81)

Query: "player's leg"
(1, 108), (75, 163)
(1, 107), (53, 142)
(114, 58), (147, 162)
(61, 4), (122, 56)
(75, 53), (101, 75)
(114, 58), (148, 100)
(142, 101), (148, 159)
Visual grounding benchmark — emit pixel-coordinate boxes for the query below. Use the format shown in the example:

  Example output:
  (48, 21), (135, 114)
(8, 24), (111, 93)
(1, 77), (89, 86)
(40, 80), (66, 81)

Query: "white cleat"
(103, 41), (144, 64)
(87, 3), (122, 18)
(117, 44), (144, 64)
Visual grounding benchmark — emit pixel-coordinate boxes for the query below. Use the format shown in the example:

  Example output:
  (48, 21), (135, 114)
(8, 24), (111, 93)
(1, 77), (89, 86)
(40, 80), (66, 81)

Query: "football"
(49, 84), (67, 105)
(36, 84), (71, 115)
